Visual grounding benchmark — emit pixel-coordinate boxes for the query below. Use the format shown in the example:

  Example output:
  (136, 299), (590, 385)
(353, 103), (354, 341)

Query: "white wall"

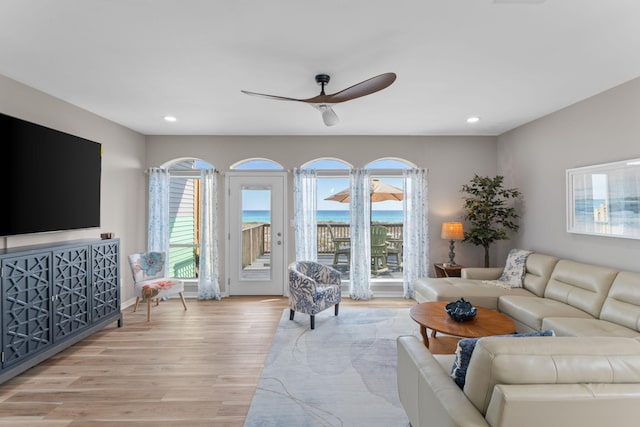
(498, 77), (640, 271)
(0, 74), (147, 302)
(146, 135), (498, 291)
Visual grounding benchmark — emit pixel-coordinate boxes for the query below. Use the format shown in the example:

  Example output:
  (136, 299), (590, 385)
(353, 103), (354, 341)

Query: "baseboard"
(121, 286), (404, 303)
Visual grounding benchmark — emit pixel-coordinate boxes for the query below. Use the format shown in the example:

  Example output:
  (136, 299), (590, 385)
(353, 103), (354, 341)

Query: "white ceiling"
(1, 0), (640, 136)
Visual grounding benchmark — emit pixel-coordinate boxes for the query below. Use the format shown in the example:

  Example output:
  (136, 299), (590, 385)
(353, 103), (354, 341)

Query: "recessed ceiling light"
(164, 116), (177, 122)
(466, 117), (480, 123)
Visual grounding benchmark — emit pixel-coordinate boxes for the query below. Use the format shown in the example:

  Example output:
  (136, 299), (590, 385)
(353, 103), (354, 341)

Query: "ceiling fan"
(241, 72), (396, 126)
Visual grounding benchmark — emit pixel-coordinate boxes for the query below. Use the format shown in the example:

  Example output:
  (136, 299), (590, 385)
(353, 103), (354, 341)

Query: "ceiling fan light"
(322, 107), (339, 126)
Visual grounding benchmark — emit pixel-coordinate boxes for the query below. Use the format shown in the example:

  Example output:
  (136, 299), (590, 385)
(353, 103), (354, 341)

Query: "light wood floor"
(0, 296), (415, 426)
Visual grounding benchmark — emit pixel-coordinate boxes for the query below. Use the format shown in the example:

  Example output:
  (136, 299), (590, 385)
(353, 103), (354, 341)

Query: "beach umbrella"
(324, 178), (404, 226)
(324, 179), (404, 203)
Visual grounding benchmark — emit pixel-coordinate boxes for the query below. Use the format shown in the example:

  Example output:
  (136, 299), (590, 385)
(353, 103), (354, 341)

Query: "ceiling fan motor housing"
(315, 74), (330, 95)
(315, 74), (331, 85)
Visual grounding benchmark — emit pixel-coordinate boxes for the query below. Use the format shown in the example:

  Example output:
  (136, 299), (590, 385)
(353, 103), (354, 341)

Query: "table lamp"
(441, 222), (464, 266)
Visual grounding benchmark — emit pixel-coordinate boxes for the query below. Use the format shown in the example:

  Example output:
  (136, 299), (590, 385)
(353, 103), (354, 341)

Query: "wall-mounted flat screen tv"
(0, 113), (101, 236)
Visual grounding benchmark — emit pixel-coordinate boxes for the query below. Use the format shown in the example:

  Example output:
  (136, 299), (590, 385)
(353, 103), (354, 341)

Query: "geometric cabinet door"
(91, 240), (120, 323)
(1, 253), (52, 368)
(52, 246), (90, 341)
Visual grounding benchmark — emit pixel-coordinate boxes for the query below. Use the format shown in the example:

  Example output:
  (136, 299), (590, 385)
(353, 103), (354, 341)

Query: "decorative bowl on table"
(445, 298), (477, 322)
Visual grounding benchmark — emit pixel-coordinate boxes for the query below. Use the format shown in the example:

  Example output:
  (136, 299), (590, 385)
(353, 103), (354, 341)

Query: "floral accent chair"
(128, 252), (188, 321)
(288, 261), (342, 330)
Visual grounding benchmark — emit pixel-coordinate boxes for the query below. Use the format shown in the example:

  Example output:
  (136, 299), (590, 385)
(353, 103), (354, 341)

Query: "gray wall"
(0, 74), (147, 302)
(146, 135), (498, 291)
(498, 77), (640, 271)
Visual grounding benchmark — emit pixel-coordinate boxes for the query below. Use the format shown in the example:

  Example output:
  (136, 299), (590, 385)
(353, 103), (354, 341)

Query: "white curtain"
(198, 169), (221, 300)
(349, 168), (372, 300)
(148, 168), (170, 275)
(293, 168), (318, 261)
(402, 168), (429, 298)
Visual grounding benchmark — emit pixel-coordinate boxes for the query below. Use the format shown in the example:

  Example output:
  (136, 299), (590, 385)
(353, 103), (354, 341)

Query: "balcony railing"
(317, 223), (403, 253)
(174, 222), (402, 278)
(242, 224), (266, 268)
(241, 223), (403, 267)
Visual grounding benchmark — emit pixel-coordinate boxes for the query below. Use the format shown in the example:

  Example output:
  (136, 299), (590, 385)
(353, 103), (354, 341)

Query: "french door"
(225, 172), (287, 295)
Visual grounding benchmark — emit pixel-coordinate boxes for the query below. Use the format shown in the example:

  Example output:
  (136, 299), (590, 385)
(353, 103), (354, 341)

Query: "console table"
(0, 238), (122, 384)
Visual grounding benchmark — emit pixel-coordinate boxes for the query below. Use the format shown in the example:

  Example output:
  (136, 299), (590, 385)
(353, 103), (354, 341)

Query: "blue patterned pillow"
(450, 330), (555, 389)
(497, 249), (533, 288)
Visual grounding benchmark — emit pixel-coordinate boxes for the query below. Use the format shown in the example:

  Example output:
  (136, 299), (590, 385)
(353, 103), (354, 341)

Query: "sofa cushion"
(450, 330), (555, 389)
(599, 271), (640, 330)
(413, 277), (535, 309)
(542, 317), (640, 338)
(135, 278), (184, 299)
(486, 383), (640, 427)
(461, 267), (504, 280)
(463, 336), (640, 415)
(497, 249), (532, 287)
(519, 253), (560, 297)
(498, 295), (594, 332)
(543, 260), (618, 318)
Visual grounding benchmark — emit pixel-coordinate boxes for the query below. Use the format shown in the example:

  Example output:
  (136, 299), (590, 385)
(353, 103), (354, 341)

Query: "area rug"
(244, 307), (420, 427)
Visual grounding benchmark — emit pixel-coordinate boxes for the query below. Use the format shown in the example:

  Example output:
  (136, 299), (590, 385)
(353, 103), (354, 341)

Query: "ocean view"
(243, 210), (403, 223)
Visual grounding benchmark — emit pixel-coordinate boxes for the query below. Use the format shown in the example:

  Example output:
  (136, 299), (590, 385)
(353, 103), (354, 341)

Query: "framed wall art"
(566, 158), (640, 239)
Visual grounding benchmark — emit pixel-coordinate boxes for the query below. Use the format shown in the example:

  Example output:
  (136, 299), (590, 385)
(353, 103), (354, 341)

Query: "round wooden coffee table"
(410, 301), (516, 353)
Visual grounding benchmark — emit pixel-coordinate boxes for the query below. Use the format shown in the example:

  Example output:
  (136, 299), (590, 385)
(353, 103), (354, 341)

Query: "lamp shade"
(441, 222), (464, 240)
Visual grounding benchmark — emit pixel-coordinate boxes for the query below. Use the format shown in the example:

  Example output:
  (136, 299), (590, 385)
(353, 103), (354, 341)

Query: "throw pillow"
(450, 330), (555, 389)
(497, 249), (533, 288)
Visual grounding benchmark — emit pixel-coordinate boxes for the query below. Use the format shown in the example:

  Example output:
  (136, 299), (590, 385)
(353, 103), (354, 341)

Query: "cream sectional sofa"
(398, 252), (640, 426)
(398, 335), (640, 427)
(414, 253), (640, 337)
(413, 253), (560, 310)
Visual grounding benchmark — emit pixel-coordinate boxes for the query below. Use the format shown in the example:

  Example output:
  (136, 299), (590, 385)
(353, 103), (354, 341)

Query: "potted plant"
(461, 175), (522, 267)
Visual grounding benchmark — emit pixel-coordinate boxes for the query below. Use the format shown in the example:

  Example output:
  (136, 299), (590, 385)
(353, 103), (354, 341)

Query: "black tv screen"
(0, 113), (101, 236)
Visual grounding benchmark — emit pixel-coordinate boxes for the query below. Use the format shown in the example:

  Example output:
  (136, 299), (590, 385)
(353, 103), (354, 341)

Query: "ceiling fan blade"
(323, 72), (396, 103)
(240, 90), (303, 102)
(312, 104), (339, 126)
(242, 73), (394, 126)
